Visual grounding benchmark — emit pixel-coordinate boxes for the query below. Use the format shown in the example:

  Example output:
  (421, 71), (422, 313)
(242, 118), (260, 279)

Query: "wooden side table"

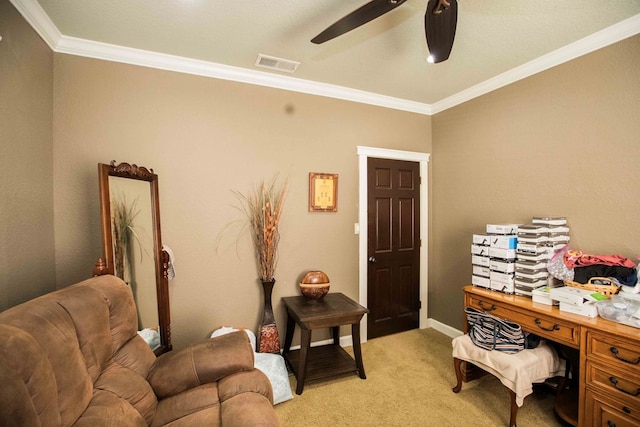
(282, 292), (369, 395)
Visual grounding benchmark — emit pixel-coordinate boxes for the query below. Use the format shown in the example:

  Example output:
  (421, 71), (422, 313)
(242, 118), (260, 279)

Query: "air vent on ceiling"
(255, 54), (300, 73)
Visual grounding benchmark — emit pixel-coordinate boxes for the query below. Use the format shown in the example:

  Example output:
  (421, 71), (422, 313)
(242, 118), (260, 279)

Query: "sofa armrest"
(147, 331), (255, 399)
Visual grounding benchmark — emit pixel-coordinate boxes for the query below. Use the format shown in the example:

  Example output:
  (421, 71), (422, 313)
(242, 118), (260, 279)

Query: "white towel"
(162, 244), (176, 279)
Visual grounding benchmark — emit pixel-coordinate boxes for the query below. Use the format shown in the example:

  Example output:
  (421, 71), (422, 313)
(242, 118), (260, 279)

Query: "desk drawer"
(587, 331), (640, 378)
(585, 389), (640, 427)
(586, 361), (640, 410)
(467, 294), (579, 348)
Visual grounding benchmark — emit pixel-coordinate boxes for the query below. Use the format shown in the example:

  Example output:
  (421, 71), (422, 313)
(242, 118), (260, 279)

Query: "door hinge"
(418, 300), (422, 309)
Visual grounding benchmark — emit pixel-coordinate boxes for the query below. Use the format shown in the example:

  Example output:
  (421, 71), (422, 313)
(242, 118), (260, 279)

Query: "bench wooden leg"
(509, 389), (518, 427)
(454, 355), (518, 426)
(452, 357), (463, 393)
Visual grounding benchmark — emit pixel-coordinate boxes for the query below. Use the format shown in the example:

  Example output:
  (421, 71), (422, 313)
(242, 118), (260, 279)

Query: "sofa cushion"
(154, 406), (223, 427)
(148, 332), (255, 399)
(218, 370), (274, 404)
(0, 325), (60, 427)
(51, 283), (114, 383)
(152, 382), (220, 427)
(218, 370), (278, 427)
(95, 362), (157, 424)
(74, 389), (147, 426)
(0, 294), (94, 425)
(220, 392), (280, 427)
(81, 275), (140, 354)
(112, 333), (157, 380)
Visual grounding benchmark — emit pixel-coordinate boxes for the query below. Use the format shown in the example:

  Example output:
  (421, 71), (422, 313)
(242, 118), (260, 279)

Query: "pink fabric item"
(563, 249), (636, 269)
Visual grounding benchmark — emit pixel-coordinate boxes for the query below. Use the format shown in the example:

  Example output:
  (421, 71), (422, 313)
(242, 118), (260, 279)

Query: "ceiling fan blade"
(312, 0), (408, 44)
(425, 0), (458, 63)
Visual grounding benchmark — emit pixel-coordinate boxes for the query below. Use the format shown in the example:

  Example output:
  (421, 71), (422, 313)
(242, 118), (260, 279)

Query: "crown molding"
(9, 0), (60, 48)
(11, 0), (640, 116)
(431, 13), (640, 114)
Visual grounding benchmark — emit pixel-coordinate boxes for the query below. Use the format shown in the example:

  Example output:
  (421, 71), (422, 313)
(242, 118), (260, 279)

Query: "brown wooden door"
(367, 158), (420, 339)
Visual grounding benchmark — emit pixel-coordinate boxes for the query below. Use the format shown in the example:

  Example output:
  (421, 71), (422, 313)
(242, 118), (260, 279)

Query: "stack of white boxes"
(471, 224), (519, 293)
(549, 286), (601, 317)
(515, 224), (552, 297)
(471, 234), (491, 289)
(535, 216), (570, 255)
(515, 217), (570, 297)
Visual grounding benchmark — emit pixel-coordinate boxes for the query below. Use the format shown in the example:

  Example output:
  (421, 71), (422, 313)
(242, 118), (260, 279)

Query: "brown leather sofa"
(0, 275), (279, 426)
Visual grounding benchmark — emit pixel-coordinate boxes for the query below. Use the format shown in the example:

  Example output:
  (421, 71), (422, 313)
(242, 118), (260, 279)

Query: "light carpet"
(274, 328), (566, 426)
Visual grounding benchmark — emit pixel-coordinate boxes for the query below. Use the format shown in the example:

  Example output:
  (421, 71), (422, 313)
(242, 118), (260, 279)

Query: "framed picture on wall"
(309, 173), (338, 212)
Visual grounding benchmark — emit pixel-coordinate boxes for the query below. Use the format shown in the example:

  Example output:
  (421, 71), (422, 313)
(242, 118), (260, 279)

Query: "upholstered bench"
(451, 334), (566, 427)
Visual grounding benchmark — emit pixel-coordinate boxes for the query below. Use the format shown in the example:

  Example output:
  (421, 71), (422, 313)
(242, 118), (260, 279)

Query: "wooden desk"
(282, 293), (369, 395)
(463, 286), (640, 427)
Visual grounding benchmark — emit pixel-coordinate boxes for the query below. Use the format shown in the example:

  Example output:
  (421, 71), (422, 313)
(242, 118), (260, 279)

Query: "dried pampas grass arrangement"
(234, 175), (288, 282)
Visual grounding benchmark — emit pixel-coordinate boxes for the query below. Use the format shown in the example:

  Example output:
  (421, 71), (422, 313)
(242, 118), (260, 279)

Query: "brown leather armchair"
(0, 275), (279, 426)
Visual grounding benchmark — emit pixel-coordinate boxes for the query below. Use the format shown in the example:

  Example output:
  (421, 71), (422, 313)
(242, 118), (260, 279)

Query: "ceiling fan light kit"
(311, 0), (457, 64)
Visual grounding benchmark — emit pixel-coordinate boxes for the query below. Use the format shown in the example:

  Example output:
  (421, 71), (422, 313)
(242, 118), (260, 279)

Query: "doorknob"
(368, 256), (376, 263)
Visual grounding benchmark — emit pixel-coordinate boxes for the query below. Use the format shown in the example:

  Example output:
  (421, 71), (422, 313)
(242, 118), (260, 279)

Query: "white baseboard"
(424, 318), (464, 339)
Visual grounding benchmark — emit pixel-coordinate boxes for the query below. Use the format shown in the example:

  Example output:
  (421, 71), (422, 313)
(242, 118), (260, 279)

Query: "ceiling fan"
(311, 0), (458, 63)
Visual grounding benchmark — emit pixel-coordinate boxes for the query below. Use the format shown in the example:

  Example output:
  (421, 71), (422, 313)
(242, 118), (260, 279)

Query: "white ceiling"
(11, 0), (640, 114)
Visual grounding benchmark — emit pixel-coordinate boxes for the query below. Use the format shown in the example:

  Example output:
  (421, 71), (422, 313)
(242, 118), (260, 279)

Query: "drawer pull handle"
(607, 421), (616, 427)
(478, 301), (496, 311)
(609, 376), (640, 396)
(622, 406), (631, 414)
(610, 347), (640, 365)
(534, 318), (559, 332)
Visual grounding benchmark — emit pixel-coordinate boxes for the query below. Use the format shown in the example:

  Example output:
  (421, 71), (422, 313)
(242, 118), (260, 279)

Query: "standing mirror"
(96, 161), (172, 354)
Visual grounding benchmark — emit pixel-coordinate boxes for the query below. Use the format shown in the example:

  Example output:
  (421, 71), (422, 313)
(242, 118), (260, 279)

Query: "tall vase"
(257, 279), (280, 353)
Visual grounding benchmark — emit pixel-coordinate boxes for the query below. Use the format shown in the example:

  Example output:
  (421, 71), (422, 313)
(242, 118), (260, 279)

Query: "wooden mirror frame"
(96, 161), (172, 354)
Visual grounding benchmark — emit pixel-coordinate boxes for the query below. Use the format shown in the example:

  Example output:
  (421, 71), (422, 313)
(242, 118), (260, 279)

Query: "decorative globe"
(299, 271), (330, 300)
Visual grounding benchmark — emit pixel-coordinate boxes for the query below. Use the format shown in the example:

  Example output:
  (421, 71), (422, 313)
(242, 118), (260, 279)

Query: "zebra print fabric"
(465, 306), (525, 353)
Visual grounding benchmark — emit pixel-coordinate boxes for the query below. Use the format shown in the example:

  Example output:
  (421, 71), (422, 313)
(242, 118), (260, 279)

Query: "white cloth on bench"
(452, 334), (565, 406)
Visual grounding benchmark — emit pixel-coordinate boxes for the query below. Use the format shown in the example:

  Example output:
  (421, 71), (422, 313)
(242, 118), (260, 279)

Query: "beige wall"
(0, 0), (55, 310)
(431, 34), (640, 330)
(52, 54), (431, 349)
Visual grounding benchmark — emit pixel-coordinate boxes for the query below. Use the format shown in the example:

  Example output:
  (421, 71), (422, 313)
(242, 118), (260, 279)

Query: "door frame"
(357, 146), (430, 342)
